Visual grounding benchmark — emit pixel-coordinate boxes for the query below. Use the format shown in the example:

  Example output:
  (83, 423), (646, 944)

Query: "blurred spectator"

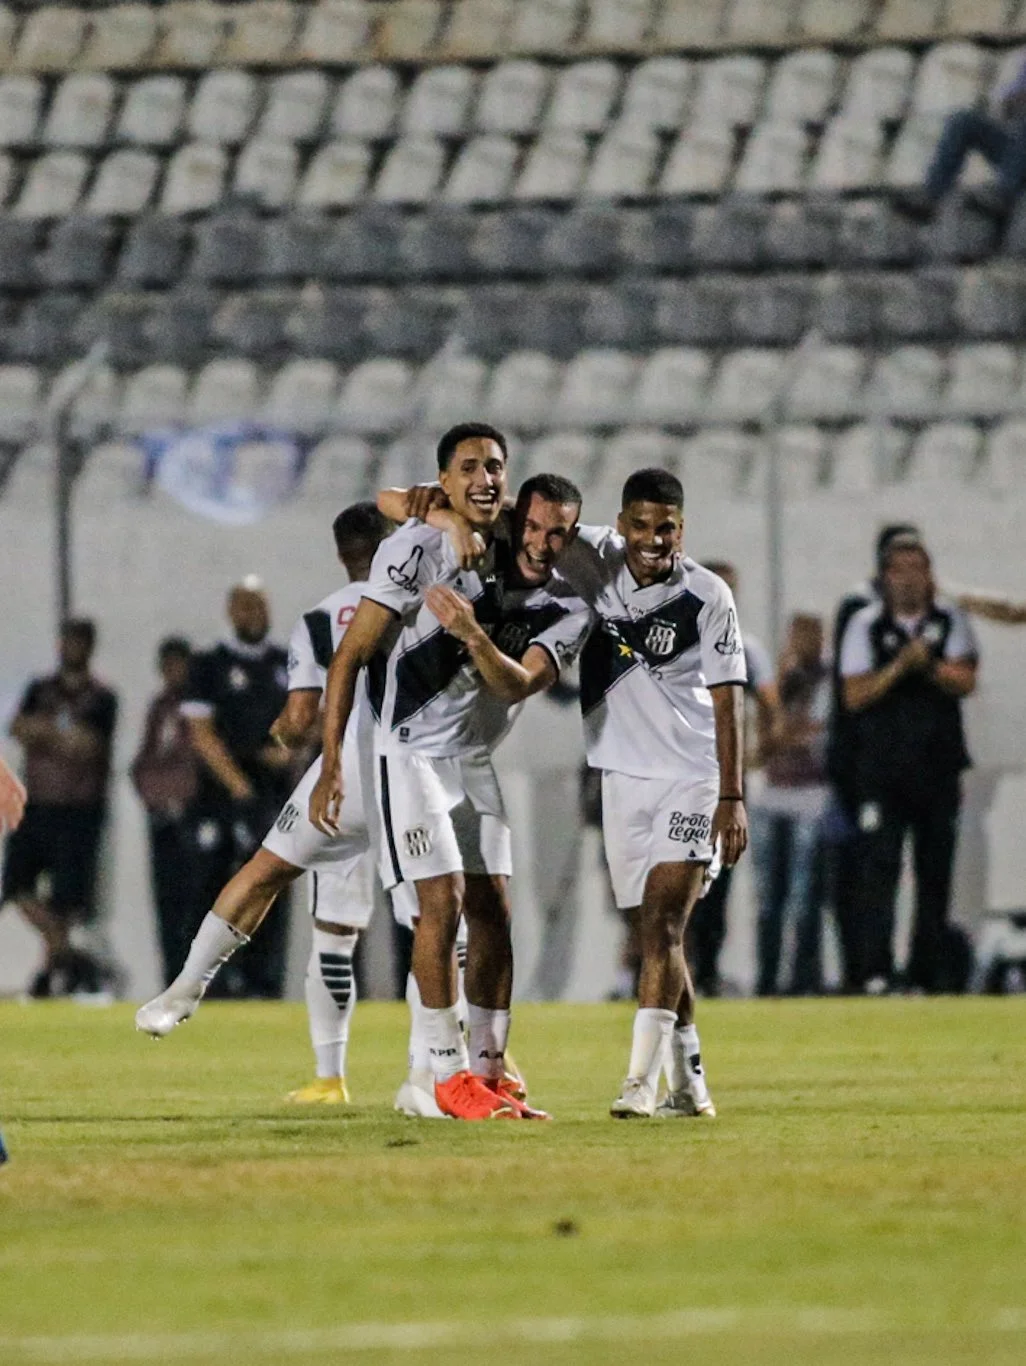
(180, 578), (292, 998)
(840, 542), (978, 993)
(750, 614), (830, 996)
(0, 754), (26, 833)
(686, 561), (776, 997)
(825, 523), (920, 992)
(3, 619), (118, 996)
(896, 57), (1026, 222)
(131, 636), (199, 987)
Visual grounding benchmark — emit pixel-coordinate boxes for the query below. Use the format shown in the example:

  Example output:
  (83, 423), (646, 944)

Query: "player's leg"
(2, 807), (72, 991)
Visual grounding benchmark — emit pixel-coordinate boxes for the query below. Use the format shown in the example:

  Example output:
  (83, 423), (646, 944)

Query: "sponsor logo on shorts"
(387, 546), (425, 593)
(645, 620), (677, 657)
(404, 825), (433, 858)
(668, 811), (712, 845)
(276, 802), (301, 834)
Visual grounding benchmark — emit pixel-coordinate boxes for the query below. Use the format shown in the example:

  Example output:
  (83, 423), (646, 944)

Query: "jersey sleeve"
(286, 616), (322, 692)
(360, 521), (437, 618)
(530, 606), (595, 675)
(698, 580), (749, 687)
(943, 605), (980, 663)
(180, 650), (216, 720)
(838, 609), (875, 677)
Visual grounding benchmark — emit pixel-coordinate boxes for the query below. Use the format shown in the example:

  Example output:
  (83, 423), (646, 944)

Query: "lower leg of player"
(660, 868), (717, 1119)
(286, 921), (359, 1105)
(411, 874), (468, 1078)
(394, 970), (448, 1118)
(462, 875), (513, 1080)
(16, 897), (70, 966)
(135, 850), (300, 1037)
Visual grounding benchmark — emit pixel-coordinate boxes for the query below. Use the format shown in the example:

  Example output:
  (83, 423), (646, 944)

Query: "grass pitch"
(1, 998), (1025, 1366)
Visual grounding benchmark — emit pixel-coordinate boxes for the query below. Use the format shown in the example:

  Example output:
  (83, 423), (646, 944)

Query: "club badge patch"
(404, 825), (433, 858)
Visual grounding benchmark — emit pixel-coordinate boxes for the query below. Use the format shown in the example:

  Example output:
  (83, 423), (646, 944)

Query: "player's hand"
(309, 766), (343, 835)
(405, 483), (448, 522)
(425, 585), (481, 643)
(712, 799), (748, 868)
(434, 510), (487, 570)
(0, 758), (26, 832)
(898, 637), (933, 673)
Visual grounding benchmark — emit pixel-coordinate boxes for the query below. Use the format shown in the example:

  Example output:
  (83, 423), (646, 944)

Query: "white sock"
(405, 971), (432, 1076)
(627, 1007), (676, 1086)
(666, 1023), (701, 1093)
(176, 912), (248, 993)
(467, 1004), (510, 1080)
(307, 929), (357, 1080)
(422, 1004), (469, 1082)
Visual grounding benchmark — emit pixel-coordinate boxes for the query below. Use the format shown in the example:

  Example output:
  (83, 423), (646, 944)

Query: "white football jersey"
(286, 579), (369, 778)
(362, 519), (590, 758)
(560, 526), (748, 780)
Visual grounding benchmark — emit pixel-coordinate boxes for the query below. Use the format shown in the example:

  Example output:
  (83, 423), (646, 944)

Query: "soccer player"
(310, 427), (589, 1120)
(136, 503), (391, 1104)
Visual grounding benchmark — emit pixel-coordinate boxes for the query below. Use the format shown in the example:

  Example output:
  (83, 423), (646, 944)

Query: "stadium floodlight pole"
(757, 330), (823, 659)
(45, 342), (109, 625)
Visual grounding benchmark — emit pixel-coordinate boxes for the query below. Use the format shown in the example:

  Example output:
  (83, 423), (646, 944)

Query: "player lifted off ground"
(136, 503), (391, 1104)
(310, 425), (588, 1120)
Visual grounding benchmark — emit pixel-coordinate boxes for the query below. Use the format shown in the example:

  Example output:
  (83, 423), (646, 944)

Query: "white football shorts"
(306, 857), (375, 931)
(601, 770), (720, 910)
(374, 749), (512, 890)
(262, 747), (369, 870)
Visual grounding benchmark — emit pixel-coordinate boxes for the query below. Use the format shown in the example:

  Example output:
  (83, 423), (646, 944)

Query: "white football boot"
(394, 1069), (449, 1119)
(134, 986), (203, 1038)
(656, 1050), (716, 1118)
(610, 1077), (658, 1118)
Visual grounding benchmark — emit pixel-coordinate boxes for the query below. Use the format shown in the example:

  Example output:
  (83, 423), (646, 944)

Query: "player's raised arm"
(426, 586), (555, 701)
(377, 485), (486, 570)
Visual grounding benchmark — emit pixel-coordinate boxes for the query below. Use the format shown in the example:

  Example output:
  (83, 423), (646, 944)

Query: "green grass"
(1, 999), (1026, 1366)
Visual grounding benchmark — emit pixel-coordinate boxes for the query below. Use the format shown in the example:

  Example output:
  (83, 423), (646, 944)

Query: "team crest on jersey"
(645, 619), (677, 657)
(228, 665), (249, 691)
(494, 620), (532, 660)
(404, 825), (433, 858)
(668, 811), (712, 844)
(713, 608), (742, 657)
(276, 803), (300, 834)
(388, 545), (425, 593)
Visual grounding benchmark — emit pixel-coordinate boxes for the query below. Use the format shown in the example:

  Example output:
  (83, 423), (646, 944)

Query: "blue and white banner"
(144, 423), (306, 526)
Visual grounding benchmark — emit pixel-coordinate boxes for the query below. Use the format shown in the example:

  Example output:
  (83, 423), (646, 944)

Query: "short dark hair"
(436, 422), (508, 472)
(516, 473), (582, 517)
(880, 539), (931, 574)
(875, 522), (921, 570)
(333, 501), (389, 557)
(621, 467), (684, 511)
(61, 617), (96, 649)
(158, 635), (191, 662)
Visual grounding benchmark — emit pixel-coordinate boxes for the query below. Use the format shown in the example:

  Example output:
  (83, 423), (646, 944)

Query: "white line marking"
(3, 1308), (1022, 1362)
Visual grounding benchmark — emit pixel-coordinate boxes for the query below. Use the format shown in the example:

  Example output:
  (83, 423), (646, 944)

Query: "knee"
(642, 905), (685, 956)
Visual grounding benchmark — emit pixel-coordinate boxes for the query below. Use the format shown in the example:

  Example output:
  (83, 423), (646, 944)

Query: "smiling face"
(883, 546), (933, 617)
(617, 500), (684, 587)
(228, 587), (270, 645)
(514, 493), (580, 586)
(438, 437), (507, 530)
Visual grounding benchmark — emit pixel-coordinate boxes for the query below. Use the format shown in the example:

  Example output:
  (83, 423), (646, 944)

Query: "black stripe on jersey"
(366, 651), (387, 721)
(580, 589), (705, 716)
(303, 609), (335, 671)
(379, 756), (402, 884)
(310, 871), (318, 918)
(490, 602), (569, 662)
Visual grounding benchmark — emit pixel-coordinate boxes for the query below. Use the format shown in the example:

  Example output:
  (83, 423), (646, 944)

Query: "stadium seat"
(922, 199), (998, 265)
(945, 0), (1009, 39)
(866, 345), (946, 417)
(42, 73), (116, 149)
(877, 269), (957, 340)
(956, 264), (1026, 338)
(297, 140), (372, 208)
(82, 149), (157, 216)
(117, 215), (191, 286)
(809, 118), (884, 191)
(770, 424), (829, 497)
(302, 434), (373, 502)
(443, 0), (513, 58)
(331, 66), (400, 139)
(523, 430), (597, 482)
(318, 205), (402, 281)
(946, 343), (1018, 415)
(514, 131), (590, 200)
(886, 114), (947, 187)
(12, 152), (90, 219)
(619, 57), (693, 131)
(233, 139), (300, 209)
(620, 202), (693, 271)
(74, 440), (147, 504)
(580, 0), (655, 50)
(376, 0), (444, 60)
(75, 291), (158, 367)
(0, 77), (44, 147)
(583, 123), (660, 198)
(836, 199), (917, 268)
(56, 362), (120, 444)
(655, 0), (727, 49)
(732, 278), (812, 345)
(734, 121), (808, 193)
(515, 283), (591, 356)
(188, 359), (260, 426)
(296, 1), (372, 64)
(726, 0), (800, 45)
(815, 272), (885, 342)
(680, 427), (752, 496)
(373, 135), (447, 204)
(632, 347), (711, 424)
(552, 348), (637, 426)
(153, 2), (226, 69)
(336, 357), (415, 434)
(0, 367), (42, 445)
(707, 348), (788, 422)
(693, 56), (767, 128)
(483, 349), (560, 430)
(37, 216), (115, 289)
(987, 419), (1026, 491)
(689, 200), (769, 271)
(841, 48), (916, 121)
(904, 420), (982, 484)
(402, 64), (477, 136)
(508, 0), (583, 55)
(419, 350), (489, 429)
(764, 49), (839, 123)
(786, 344), (866, 419)
(0, 6), (16, 70)
(470, 207), (558, 278)
(545, 60), (621, 133)
(874, 0), (945, 41)
(797, 0), (871, 41)
(8, 293), (83, 364)
(14, 7), (87, 73)
(829, 422), (907, 491)
(474, 59), (550, 134)
(443, 134), (520, 203)
(212, 289), (295, 359)
(160, 144), (227, 215)
(116, 76), (187, 147)
(257, 72), (331, 142)
(764, 199), (840, 268)
(600, 430), (683, 496)
(190, 206), (263, 284)
(259, 211), (331, 280)
(399, 207), (478, 278)
(187, 70), (259, 145)
(364, 287), (452, 359)
(0, 220), (42, 289)
(581, 279), (660, 348)
(286, 286), (373, 362)
(655, 278), (734, 345)
(541, 205), (625, 275)
(223, 2), (297, 66)
(911, 42), (990, 115)
(146, 286), (221, 364)
(78, 4), (157, 72)
(659, 123), (735, 196)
